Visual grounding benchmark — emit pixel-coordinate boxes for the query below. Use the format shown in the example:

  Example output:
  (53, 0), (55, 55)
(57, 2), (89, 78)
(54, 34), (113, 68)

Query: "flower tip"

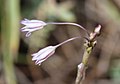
(21, 18), (30, 25)
(26, 32), (31, 37)
(20, 27), (25, 31)
(35, 60), (42, 65)
(24, 18), (29, 21)
(21, 19), (26, 24)
(20, 21), (24, 24)
(38, 64), (41, 66)
(35, 63), (41, 66)
(31, 53), (35, 57)
(32, 57), (36, 61)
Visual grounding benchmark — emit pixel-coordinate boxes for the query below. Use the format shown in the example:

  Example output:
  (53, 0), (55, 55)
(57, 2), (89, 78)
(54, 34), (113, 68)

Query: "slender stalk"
(47, 22), (89, 35)
(54, 36), (80, 48)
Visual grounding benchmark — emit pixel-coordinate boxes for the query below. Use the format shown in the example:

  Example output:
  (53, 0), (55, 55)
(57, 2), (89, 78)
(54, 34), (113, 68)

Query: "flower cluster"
(20, 18), (87, 65)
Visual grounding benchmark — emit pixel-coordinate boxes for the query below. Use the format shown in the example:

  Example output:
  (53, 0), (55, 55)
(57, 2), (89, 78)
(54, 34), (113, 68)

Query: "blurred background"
(1, 0), (120, 84)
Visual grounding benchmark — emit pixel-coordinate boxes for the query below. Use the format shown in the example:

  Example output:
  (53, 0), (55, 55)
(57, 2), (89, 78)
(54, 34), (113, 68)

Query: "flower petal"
(21, 19), (46, 27)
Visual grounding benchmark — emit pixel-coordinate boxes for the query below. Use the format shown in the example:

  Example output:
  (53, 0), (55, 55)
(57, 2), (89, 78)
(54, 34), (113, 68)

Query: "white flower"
(31, 37), (80, 66)
(32, 46), (57, 66)
(21, 19), (47, 37)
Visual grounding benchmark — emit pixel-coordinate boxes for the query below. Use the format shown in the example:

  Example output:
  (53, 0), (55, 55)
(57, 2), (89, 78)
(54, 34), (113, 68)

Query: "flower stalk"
(46, 22), (88, 34)
(75, 25), (101, 84)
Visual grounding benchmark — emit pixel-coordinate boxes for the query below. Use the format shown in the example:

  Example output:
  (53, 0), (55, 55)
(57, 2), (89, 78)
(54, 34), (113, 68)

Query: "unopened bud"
(94, 24), (101, 35)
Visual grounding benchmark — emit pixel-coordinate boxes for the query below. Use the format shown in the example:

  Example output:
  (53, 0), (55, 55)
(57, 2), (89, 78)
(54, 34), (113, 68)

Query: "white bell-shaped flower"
(21, 19), (47, 37)
(32, 46), (57, 66)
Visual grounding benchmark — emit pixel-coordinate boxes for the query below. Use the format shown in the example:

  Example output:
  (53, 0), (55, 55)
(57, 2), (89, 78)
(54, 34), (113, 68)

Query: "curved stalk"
(47, 22), (89, 35)
(54, 36), (81, 48)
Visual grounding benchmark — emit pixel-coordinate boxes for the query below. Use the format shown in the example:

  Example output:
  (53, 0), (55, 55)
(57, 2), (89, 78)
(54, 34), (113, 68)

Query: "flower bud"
(94, 24), (101, 35)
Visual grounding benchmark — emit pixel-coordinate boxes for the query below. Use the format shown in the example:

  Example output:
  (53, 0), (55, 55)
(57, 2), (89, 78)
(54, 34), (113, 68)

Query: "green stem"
(82, 46), (93, 66)
(2, 0), (20, 84)
(75, 32), (98, 84)
(75, 41), (95, 84)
